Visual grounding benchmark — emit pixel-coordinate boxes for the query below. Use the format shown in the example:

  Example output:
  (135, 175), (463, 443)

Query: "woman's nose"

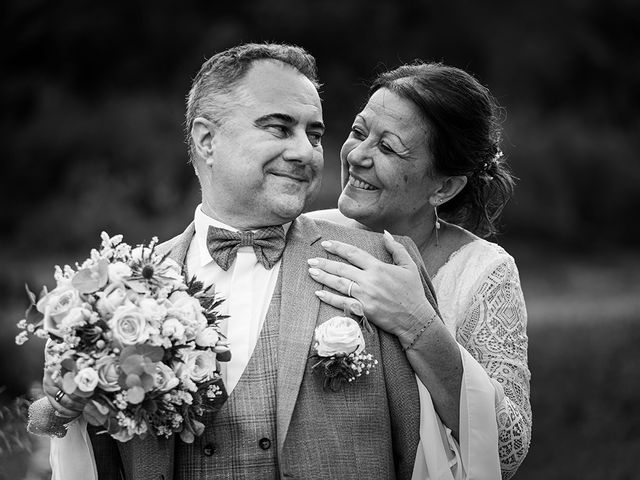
(346, 141), (373, 168)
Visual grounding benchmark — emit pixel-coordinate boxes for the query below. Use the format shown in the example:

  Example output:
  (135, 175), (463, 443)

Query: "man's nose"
(282, 131), (315, 163)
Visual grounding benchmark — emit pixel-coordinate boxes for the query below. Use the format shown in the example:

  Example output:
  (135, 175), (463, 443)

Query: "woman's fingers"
(314, 290), (365, 316)
(383, 230), (415, 268)
(308, 264), (358, 297)
(320, 240), (377, 269)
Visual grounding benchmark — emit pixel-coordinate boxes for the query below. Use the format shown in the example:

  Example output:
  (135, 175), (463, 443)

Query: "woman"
(308, 62), (530, 479)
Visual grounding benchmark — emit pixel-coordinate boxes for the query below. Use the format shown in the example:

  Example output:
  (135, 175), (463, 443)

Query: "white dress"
(432, 239), (531, 479)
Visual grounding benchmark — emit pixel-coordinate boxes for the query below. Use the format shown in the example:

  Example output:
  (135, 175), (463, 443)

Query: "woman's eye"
(350, 126), (366, 140)
(379, 142), (396, 154)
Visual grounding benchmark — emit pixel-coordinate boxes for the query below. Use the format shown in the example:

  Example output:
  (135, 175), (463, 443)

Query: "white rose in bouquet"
(110, 305), (149, 345)
(36, 284), (82, 333)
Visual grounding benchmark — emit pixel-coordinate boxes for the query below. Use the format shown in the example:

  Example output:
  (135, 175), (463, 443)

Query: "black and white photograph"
(1, 1), (638, 479)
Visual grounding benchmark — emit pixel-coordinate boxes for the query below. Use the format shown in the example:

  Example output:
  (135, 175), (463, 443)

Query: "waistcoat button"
(203, 443), (215, 456)
(258, 437), (271, 450)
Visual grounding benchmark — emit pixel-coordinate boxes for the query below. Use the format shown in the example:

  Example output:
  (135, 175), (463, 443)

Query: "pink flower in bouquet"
(107, 262), (132, 283)
(182, 350), (216, 383)
(195, 327), (219, 348)
(138, 298), (168, 323)
(168, 291), (207, 331)
(36, 284), (82, 333)
(72, 258), (109, 294)
(95, 287), (128, 317)
(110, 305), (150, 345)
(162, 317), (186, 341)
(95, 355), (121, 392)
(58, 306), (92, 330)
(74, 367), (99, 393)
(155, 362), (179, 392)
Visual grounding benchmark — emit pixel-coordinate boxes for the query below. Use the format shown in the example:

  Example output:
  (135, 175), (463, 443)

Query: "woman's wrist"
(397, 302), (439, 351)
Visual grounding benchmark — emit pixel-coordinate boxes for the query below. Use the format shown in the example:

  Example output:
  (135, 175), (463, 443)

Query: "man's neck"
(199, 203), (290, 231)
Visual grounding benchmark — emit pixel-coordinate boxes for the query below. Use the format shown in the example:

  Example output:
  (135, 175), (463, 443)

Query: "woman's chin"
(338, 194), (370, 223)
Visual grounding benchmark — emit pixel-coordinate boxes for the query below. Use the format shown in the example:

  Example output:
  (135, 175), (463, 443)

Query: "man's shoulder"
(308, 217), (383, 243)
(302, 215), (419, 262)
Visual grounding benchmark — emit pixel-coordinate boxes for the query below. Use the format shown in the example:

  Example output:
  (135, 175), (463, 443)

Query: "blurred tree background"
(1, 0), (639, 478)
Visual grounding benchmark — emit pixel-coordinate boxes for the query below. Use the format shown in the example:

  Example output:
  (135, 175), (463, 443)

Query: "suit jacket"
(90, 214), (439, 480)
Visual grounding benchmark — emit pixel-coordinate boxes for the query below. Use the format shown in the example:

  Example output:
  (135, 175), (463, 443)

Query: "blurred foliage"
(1, 0), (639, 255)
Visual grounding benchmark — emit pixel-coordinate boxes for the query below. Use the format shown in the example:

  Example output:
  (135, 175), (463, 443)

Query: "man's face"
(199, 60), (325, 229)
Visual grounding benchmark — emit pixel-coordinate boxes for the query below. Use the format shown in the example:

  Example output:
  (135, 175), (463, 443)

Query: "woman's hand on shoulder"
(308, 231), (431, 337)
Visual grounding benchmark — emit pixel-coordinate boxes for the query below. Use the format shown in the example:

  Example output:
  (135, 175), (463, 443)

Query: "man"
(41, 43), (442, 479)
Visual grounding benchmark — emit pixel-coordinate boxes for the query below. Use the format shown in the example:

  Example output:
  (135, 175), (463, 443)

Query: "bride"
(308, 61), (531, 479)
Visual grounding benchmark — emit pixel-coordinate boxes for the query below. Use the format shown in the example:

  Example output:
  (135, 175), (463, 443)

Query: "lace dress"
(432, 239), (531, 479)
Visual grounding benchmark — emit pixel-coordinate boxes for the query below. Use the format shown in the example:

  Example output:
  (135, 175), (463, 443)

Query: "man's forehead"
(236, 60), (322, 111)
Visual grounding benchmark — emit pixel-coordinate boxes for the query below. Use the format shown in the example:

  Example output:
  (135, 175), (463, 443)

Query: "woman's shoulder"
(445, 237), (513, 274)
(434, 224), (517, 288)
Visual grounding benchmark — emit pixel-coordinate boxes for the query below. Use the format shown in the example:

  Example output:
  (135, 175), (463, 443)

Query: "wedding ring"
(54, 390), (65, 402)
(347, 280), (356, 297)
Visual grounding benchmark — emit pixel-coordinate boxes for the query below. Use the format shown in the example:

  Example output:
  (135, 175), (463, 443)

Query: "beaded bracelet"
(403, 312), (438, 352)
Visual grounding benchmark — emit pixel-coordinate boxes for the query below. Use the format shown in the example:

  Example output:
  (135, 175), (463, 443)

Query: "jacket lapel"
(276, 215), (324, 453)
(157, 223), (195, 269)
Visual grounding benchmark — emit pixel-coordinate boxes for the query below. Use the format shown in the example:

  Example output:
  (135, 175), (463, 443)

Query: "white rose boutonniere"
(311, 316), (377, 391)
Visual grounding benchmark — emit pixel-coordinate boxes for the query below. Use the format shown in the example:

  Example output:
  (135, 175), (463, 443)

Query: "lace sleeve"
(455, 256), (531, 480)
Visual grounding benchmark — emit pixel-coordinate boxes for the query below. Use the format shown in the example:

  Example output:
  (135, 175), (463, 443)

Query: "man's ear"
(191, 117), (216, 166)
(430, 175), (468, 206)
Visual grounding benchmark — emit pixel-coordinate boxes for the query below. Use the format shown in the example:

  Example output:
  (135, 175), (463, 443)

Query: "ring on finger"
(54, 389), (65, 403)
(347, 280), (356, 297)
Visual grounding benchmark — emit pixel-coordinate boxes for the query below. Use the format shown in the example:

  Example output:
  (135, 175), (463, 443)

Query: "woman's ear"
(191, 117), (216, 166)
(430, 175), (468, 206)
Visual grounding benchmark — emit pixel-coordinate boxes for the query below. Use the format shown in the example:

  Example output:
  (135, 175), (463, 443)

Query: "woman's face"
(338, 88), (436, 232)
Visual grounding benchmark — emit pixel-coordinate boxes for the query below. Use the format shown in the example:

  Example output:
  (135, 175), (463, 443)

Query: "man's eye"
(350, 126), (366, 140)
(267, 125), (289, 136)
(307, 132), (323, 147)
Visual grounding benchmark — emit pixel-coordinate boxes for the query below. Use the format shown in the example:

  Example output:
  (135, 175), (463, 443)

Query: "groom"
(57, 43), (438, 479)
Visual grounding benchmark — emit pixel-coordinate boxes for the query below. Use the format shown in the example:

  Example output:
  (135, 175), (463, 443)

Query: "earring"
(434, 200), (441, 247)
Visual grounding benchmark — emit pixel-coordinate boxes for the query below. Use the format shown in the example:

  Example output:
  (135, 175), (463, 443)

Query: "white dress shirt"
(185, 204), (288, 394)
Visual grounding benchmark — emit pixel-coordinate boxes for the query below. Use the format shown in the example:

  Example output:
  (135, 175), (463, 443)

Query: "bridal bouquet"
(16, 232), (230, 443)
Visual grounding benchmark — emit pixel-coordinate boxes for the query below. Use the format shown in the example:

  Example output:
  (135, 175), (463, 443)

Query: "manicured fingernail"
(321, 241), (332, 248)
(308, 268), (320, 276)
(314, 290), (325, 297)
(384, 230), (393, 239)
(307, 258), (319, 266)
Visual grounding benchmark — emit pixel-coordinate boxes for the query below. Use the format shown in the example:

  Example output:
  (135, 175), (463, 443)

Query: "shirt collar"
(193, 204), (291, 268)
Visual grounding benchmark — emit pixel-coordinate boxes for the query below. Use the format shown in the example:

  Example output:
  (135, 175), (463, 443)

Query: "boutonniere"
(311, 316), (378, 391)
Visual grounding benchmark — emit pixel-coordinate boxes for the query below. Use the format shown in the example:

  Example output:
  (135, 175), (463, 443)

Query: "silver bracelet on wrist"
(403, 312), (438, 352)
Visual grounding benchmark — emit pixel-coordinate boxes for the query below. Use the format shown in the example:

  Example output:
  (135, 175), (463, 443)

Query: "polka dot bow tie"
(206, 225), (286, 271)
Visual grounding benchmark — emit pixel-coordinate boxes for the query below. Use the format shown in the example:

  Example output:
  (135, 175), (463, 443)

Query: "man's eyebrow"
(255, 113), (325, 133)
(255, 113), (296, 125)
(309, 121), (326, 133)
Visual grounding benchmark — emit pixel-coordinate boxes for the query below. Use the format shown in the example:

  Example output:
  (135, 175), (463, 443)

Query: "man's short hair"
(186, 43), (319, 162)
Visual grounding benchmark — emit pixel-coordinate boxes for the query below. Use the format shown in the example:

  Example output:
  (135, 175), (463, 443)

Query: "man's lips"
(348, 174), (378, 190)
(270, 171), (309, 182)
